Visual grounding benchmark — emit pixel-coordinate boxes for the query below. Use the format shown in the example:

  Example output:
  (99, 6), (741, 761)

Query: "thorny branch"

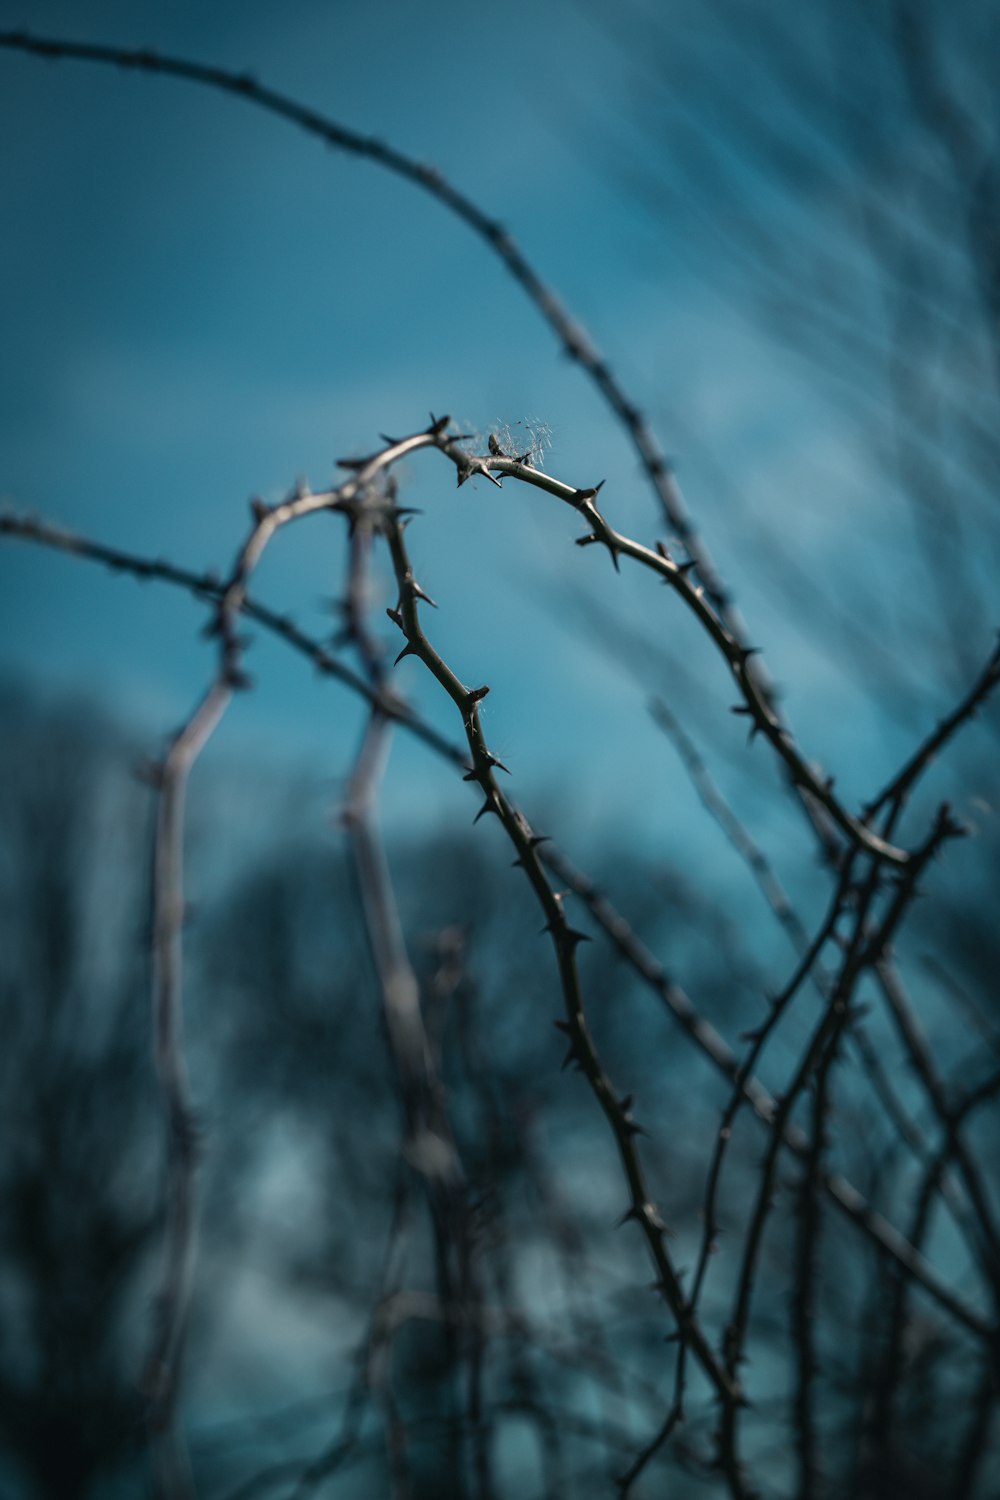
(4, 480), (995, 1340)
(0, 22), (926, 861)
(378, 500), (743, 1408)
(2, 18), (999, 1500)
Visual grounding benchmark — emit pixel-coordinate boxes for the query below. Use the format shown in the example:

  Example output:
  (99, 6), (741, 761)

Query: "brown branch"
(3, 475), (987, 1340)
(0, 509), (468, 771)
(379, 502), (743, 1412)
(0, 29), (725, 616)
(649, 690), (992, 1276)
(717, 804), (964, 1491)
(0, 25), (907, 860)
(142, 682), (229, 1499)
(471, 451), (909, 864)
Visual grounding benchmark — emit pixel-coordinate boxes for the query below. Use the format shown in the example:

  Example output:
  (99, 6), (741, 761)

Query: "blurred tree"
(0, 686), (157, 1498)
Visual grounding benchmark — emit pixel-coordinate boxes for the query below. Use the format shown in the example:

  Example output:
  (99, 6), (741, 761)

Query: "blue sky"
(1, 0), (991, 872)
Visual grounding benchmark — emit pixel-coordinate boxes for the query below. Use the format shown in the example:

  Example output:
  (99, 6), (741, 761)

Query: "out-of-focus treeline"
(1, 679), (998, 1499)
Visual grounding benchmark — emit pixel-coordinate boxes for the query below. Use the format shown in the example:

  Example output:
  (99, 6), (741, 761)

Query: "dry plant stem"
(538, 841), (990, 1338)
(870, 1065), (1000, 1471)
(791, 1035), (834, 1500)
(0, 511), (467, 771)
(700, 867), (854, 1500)
(649, 694), (991, 1272)
(475, 451), (908, 865)
(7, 43), (999, 826)
(717, 806), (961, 1490)
(954, 1361), (1000, 1500)
(338, 513), (486, 1493)
(425, 938), (496, 1500)
(0, 431), (910, 864)
(0, 31), (726, 610)
(379, 507), (742, 1411)
(875, 959), (1000, 1292)
(212, 430), (442, 682)
(2, 499), (989, 1339)
(691, 861), (855, 1320)
(145, 681), (229, 1500)
(442, 445), (904, 868)
(139, 435), (446, 1494)
(342, 708), (465, 1213)
(0, 28), (908, 861)
(864, 633), (1000, 818)
(614, 1364), (686, 1496)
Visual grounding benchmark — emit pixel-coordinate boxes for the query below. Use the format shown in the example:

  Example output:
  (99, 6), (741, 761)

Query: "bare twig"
(3, 488), (987, 1339)
(379, 501), (742, 1410)
(143, 683), (229, 1499)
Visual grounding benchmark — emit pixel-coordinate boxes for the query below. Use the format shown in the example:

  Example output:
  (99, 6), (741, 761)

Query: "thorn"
(575, 533), (600, 548)
(488, 433), (504, 455)
(473, 796), (498, 824)
(730, 705), (753, 717)
(335, 456), (368, 471)
(457, 457), (503, 488)
(249, 497), (270, 523)
(393, 643), (416, 666)
(411, 583), (437, 608)
(464, 685), (490, 711)
(427, 413), (451, 437)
